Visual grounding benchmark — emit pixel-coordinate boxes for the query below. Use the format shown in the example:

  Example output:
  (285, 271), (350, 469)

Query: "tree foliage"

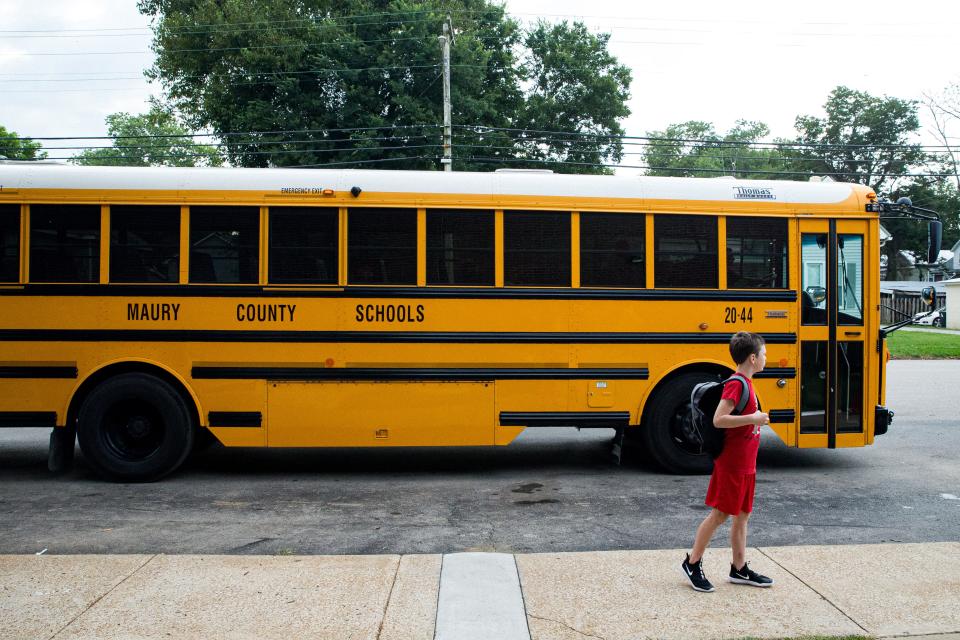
(137, 1), (630, 172)
(792, 86), (926, 193)
(73, 105), (222, 167)
(0, 126), (46, 161)
(642, 120), (787, 178)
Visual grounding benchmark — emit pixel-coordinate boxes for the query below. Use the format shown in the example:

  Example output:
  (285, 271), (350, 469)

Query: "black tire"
(77, 373), (194, 482)
(641, 372), (718, 474)
(933, 317), (943, 327)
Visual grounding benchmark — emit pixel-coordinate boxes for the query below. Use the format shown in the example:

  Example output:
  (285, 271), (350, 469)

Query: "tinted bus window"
(29, 204), (100, 283)
(580, 212), (645, 288)
(504, 211), (570, 286)
(348, 208), (417, 285)
(654, 215), (717, 288)
(0, 204), (18, 282)
(726, 217), (788, 289)
(110, 205), (180, 283)
(269, 207), (338, 284)
(189, 206), (259, 284)
(427, 210), (494, 286)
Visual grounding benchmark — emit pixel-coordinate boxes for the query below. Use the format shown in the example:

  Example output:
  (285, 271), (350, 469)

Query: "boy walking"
(682, 331), (774, 592)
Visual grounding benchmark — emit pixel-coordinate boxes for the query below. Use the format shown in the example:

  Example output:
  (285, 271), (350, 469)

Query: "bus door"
(798, 219), (868, 448)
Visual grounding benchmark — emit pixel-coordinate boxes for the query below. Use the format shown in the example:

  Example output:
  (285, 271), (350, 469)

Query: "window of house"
(726, 217), (788, 289)
(29, 204), (100, 283)
(348, 208), (417, 285)
(0, 204), (19, 282)
(189, 206), (259, 284)
(426, 210), (494, 286)
(504, 211), (570, 286)
(269, 207), (338, 284)
(580, 212), (645, 287)
(654, 215), (717, 288)
(110, 205), (180, 283)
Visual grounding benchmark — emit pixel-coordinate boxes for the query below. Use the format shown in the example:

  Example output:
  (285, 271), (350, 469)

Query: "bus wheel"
(77, 373), (194, 482)
(642, 372), (717, 475)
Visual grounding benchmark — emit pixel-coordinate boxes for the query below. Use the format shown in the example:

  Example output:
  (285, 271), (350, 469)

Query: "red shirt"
(713, 376), (761, 475)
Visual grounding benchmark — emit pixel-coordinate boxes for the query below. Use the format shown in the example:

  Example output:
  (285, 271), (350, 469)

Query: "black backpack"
(689, 374), (754, 459)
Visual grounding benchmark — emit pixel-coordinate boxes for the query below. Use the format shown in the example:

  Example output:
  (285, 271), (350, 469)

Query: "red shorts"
(705, 469), (756, 516)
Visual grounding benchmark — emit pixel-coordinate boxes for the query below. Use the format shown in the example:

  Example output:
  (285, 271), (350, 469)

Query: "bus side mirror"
(805, 286), (827, 305)
(921, 286), (936, 308)
(928, 220), (942, 264)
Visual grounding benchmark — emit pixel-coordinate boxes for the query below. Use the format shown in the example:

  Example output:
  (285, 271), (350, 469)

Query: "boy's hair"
(729, 331), (765, 364)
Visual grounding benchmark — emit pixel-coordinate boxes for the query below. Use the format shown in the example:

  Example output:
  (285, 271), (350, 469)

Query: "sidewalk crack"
(527, 613), (607, 640)
(756, 547), (870, 635)
(48, 553), (159, 640)
(375, 555), (403, 640)
(513, 554), (533, 640)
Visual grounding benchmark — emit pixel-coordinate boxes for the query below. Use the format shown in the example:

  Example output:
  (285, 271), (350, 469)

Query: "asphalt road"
(1, 360), (957, 555)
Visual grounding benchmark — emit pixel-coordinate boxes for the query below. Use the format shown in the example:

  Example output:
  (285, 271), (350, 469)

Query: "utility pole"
(439, 17), (453, 171)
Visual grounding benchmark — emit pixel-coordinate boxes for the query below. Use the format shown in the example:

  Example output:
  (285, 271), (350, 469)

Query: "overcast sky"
(2, 0), (959, 163)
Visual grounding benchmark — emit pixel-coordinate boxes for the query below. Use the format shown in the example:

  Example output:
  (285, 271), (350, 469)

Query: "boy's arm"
(713, 397), (769, 429)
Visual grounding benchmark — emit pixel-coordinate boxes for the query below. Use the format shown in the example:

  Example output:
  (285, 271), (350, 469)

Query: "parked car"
(913, 308), (946, 327)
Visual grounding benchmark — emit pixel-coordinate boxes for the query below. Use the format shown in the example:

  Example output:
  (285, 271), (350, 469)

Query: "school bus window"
(654, 214), (717, 288)
(189, 206), (259, 284)
(29, 204), (100, 283)
(269, 207), (338, 285)
(580, 212), (645, 288)
(110, 205), (180, 283)
(426, 210), (494, 286)
(0, 204), (19, 282)
(504, 211), (570, 286)
(726, 216), (788, 289)
(348, 208), (417, 285)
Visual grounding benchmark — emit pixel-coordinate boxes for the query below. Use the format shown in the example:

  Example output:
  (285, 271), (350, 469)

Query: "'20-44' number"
(724, 306), (753, 324)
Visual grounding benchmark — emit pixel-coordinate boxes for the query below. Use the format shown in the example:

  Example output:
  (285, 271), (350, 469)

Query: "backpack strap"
(725, 374), (752, 415)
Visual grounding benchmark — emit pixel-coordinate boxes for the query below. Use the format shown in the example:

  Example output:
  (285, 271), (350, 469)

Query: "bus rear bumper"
(875, 405), (894, 436)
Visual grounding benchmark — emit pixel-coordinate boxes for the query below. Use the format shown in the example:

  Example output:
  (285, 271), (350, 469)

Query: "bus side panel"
(195, 379), (268, 447)
(0, 379), (76, 426)
(494, 380), (569, 445)
(266, 381), (494, 447)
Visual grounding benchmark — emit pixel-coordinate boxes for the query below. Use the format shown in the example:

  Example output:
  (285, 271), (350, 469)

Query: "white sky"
(2, 0), (959, 163)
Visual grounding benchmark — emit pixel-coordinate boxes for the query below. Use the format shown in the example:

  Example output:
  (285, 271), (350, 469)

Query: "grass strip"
(887, 329), (960, 359)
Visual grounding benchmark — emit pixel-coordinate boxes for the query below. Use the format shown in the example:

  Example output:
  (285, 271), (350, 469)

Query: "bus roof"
(0, 163), (872, 206)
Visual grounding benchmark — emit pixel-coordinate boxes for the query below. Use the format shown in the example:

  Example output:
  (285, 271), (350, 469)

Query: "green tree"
(792, 86), (926, 193)
(509, 21), (631, 174)
(136, 1), (630, 172)
(0, 126), (46, 160)
(73, 105), (222, 167)
(641, 120), (787, 178)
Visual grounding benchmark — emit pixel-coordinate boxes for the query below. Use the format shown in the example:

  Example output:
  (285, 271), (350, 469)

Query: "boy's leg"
(689, 508), (728, 563)
(730, 511), (750, 569)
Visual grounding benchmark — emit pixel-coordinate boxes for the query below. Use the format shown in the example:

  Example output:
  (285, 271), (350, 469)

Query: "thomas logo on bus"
(733, 187), (775, 200)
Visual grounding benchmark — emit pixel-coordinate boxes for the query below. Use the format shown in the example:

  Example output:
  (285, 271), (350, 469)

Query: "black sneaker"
(681, 554), (715, 592)
(729, 562), (774, 587)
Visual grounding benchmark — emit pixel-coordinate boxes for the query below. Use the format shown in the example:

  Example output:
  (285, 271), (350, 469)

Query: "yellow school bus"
(0, 162), (899, 481)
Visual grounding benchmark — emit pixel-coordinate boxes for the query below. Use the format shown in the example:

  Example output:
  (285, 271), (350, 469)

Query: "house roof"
(880, 280), (947, 294)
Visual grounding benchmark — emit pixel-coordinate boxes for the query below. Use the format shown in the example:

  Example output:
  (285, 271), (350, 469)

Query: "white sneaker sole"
(728, 576), (774, 587)
(681, 565), (715, 593)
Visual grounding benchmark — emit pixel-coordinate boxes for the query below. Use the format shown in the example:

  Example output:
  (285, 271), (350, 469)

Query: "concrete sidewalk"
(2, 543), (958, 640)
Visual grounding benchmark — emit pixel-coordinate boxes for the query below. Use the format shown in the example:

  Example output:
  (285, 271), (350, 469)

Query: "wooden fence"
(880, 291), (946, 324)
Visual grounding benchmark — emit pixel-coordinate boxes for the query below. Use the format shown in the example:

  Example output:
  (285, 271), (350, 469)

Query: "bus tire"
(641, 372), (716, 475)
(77, 373), (194, 482)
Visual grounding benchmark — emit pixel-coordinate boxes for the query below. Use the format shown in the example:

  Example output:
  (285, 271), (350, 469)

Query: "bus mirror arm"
(871, 197), (943, 264)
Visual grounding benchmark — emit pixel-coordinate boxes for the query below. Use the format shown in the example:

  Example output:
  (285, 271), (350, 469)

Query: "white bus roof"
(0, 163), (867, 205)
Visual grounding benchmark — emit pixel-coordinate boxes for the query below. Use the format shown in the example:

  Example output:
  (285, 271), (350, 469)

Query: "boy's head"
(729, 331), (766, 366)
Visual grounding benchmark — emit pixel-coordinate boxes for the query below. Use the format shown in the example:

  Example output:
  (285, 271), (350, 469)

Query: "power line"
(454, 155), (959, 179)
(11, 144), (443, 162)
(5, 124), (442, 142)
